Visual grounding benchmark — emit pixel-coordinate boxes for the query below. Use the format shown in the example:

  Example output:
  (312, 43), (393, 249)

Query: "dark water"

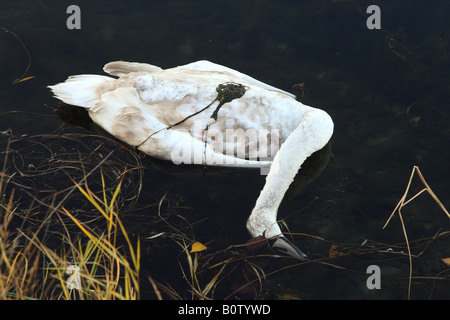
(1, 0), (449, 300)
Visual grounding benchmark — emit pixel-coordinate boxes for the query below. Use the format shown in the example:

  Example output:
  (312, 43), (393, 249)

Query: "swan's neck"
(246, 109), (333, 238)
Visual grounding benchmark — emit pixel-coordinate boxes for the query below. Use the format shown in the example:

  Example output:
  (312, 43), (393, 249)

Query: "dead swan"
(49, 60), (334, 260)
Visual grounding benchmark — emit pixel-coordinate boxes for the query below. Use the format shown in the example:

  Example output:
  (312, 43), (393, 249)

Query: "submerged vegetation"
(0, 134), (141, 299)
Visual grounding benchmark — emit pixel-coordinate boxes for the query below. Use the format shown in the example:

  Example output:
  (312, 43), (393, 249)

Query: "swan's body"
(49, 60), (333, 259)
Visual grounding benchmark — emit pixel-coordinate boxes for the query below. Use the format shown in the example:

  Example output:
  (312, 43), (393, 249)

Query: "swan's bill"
(267, 235), (309, 261)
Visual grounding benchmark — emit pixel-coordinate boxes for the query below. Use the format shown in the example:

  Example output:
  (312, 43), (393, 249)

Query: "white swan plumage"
(49, 60), (333, 259)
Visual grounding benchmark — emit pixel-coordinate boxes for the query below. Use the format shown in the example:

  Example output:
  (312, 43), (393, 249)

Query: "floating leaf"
(190, 241), (207, 253)
(329, 244), (344, 258)
(409, 116), (421, 126)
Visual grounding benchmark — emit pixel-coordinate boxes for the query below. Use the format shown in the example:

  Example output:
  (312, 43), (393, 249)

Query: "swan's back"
(49, 60), (317, 167)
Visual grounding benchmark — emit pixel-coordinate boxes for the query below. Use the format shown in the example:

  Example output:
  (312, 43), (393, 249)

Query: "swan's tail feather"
(48, 75), (115, 108)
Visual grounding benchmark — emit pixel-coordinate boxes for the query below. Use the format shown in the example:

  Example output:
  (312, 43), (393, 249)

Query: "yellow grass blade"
(68, 177), (115, 227)
(62, 207), (97, 244)
(12, 76), (36, 84)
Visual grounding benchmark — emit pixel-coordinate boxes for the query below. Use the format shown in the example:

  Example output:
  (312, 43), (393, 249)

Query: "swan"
(48, 60), (334, 260)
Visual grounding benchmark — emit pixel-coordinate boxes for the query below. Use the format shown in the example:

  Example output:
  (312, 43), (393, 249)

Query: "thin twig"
(1, 27), (33, 83)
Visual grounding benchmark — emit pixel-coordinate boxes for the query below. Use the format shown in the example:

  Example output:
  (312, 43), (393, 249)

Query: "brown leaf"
(329, 244), (344, 258)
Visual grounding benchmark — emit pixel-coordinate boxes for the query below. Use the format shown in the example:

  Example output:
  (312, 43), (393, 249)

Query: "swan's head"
(246, 211), (309, 260)
(245, 233), (309, 261)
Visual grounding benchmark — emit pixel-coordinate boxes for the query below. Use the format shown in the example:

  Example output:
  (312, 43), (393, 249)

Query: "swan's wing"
(88, 87), (166, 145)
(104, 60), (295, 97)
(103, 61), (163, 76)
(104, 68), (303, 164)
(172, 60), (296, 99)
(88, 86), (273, 168)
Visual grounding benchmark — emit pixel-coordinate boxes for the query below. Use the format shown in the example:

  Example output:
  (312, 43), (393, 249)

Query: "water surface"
(1, 0), (449, 299)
